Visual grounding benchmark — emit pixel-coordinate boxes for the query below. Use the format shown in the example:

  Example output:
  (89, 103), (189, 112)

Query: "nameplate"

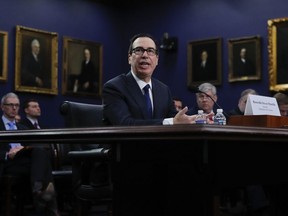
(244, 94), (280, 116)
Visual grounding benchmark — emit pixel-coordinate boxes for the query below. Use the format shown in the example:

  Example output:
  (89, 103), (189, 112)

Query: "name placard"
(244, 94), (280, 116)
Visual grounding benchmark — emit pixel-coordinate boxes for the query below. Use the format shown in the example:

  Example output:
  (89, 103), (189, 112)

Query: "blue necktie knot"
(7, 122), (16, 130)
(143, 84), (150, 93)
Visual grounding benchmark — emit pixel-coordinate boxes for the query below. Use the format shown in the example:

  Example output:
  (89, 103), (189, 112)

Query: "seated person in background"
(20, 98), (51, 150)
(273, 92), (288, 116)
(173, 97), (183, 111)
(228, 88), (258, 116)
(103, 33), (202, 126)
(187, 82), (218, 121)
(0, 92), (60, 216)
(20, 98), (42, 129)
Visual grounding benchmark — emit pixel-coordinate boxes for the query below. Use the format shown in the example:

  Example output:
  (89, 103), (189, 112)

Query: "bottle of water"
(214, 109), (226, 125)
(195, 110), (207, 124)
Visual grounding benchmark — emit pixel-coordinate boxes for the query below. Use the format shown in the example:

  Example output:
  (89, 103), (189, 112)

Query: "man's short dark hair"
(22, 98), (38, 110)
(128, 33), (159, 55)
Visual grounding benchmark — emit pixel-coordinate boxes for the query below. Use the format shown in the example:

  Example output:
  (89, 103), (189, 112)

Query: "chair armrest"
(68, 148), (111, 160)
(67, 148), (112, 190)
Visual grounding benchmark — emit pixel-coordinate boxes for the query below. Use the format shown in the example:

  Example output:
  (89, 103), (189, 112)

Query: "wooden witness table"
(1, 124), (288, 216)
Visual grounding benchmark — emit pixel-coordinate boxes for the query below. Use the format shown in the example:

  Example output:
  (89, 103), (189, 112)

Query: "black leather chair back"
(59, 101), (109, 150)
(59, 101), (112, 215)
(60, 101), (104, 127)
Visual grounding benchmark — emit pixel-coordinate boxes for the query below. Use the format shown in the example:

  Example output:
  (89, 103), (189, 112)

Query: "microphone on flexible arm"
(190, 86), (230, 118)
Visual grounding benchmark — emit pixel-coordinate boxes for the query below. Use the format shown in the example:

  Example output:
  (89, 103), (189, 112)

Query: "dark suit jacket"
(19, 118), (50, 151)
(0, 119), (29, 177)
(228, 107), (243, 116)
(20, 117), (46, 129)
(20, 117), (36, 129)
(103, 71), (177, 126)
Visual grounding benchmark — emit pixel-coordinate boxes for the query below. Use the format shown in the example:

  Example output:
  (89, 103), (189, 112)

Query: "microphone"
(191, 86), (229, 117)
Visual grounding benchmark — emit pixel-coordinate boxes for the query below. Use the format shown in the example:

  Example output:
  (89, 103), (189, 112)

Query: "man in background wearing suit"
(173, 97), (183, 111)
(20, 98), (42, 129)
(228, 88), (258, 116)
(103, 33), (212, 216)
(188, 82), (218, 116)
(20, 98), (50, 149)
(0, 92), (59, 216)
(273, 92), (288, 116)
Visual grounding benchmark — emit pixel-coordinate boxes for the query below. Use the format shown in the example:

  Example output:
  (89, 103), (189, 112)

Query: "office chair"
(51, 143), (74, 214)
(59, 101), (113, 216)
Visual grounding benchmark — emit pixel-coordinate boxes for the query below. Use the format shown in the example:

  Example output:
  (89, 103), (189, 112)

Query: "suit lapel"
(125, 72), (150, 118)
(151, 80), (161, 118)
(0, 120), (6, 130)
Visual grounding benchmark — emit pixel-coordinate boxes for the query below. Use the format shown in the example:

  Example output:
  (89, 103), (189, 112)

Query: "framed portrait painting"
(228, 35), (261, 82)
(268, 17), (288, 92)
(62, 36), (103, 97)
(0, 31), (8, 82)
(15, 25), (58, 95)
(187, 38), (222, 89)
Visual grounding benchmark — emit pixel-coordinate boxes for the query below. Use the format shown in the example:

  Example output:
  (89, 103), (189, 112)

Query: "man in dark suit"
(20, 98), (42, 129)
(103, 33), (198, 126)
(187, 82), (218, 116)
(20, 98), (51, 150)
(0, 92), (59, 216)
(103, 33), (211, 216)
(228, 88), (258, 116)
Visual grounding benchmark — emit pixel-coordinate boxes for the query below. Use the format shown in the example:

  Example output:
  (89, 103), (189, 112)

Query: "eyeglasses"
(132, 47), (157, 56)
(198, 94), (212, 101)
(3, 103), (20, 108)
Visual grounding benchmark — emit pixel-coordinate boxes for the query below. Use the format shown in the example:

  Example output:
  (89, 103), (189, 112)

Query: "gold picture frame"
(15, 25), (58, 95)
(62, 36), (103, 97)
(0, 31), (8, 82)
(187, 38), (222, 89)
(268, 17), (288, 92)
(228, 35), (261, 82)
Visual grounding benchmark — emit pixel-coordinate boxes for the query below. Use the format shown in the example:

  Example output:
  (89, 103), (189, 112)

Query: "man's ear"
(24, 108), (28, 114)
(128, 54), (132, 65)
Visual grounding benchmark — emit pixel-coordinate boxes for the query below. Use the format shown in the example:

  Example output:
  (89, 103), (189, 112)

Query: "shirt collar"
(2, 115), (16, 129)
(27, 116), (38, 125)
(131, 70), (152, 90)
